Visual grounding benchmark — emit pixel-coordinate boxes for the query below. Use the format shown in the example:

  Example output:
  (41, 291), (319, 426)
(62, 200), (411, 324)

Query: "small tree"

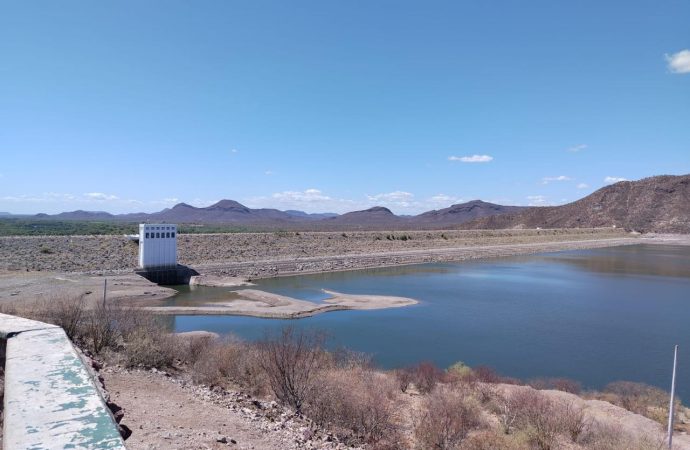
(258, 327), (325, 413)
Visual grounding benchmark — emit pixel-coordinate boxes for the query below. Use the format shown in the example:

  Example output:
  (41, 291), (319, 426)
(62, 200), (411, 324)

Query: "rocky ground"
(102, 365), (690, 450)
(0, 228), (630, 274)
(102, 367), (355, 450)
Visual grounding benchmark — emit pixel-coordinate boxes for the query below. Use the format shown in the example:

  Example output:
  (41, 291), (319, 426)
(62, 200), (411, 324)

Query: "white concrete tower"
(138, 224), (177, 269)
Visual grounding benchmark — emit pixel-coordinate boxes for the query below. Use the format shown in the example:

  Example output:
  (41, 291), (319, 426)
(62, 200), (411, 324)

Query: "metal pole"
(103, 278), (107, 308)
(668, 344), (678, 449)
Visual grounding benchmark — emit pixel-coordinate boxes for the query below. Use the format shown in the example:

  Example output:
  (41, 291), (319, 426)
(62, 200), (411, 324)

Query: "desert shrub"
(307, 368), (399, 446)
(506, 389), (561, 450)
(189, 337), (268, 395)
(121, 319), (178, 369)
(41, 294), (87, 341)
(447, 361), (473, 381)
(178, 334), (216, 365)
(579, 421), (666, 450)
(82, 302), (125, 354)
(395, 367), (414, 393)
(413, 361), (444, 394)
(559, 402), (587, 442)
(460, 430), (530, 450)
(258, 327), (326, 412)
(332, 347), (373, 370)
(414, 386), (484, 449)
(472, 365), (503, 384)
(528, 377), (582, 394)
(596, 380), (679, 425)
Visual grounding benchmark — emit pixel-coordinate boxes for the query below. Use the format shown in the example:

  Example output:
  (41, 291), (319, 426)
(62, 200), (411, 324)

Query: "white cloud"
(567, 144), (588, 152)
(272, 189), (332, 203)
(576, 183), (589, 189)
(448, 154), (493, 163)
(604, 176), (627, 184)
(248, 189), (469, 215)
(84, 192), (119, 201)
(428, 194), (463, 206)
(264, 170), (274, 176)
(366, 191), (414, 202)
(231, 148), (238, 153)
(526, 195), (549, 206)
(542, 175), (573, 184)
(666, 50), (690, 74)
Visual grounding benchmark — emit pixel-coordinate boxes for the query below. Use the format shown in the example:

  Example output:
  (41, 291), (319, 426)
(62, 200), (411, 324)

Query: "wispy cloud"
(231, 148), (238, 153)
(526, 195), (549, 206)
(264, 170), (275, 176)
(428, 194), (463, 206)
(567, 144), (588, 153)
(541, 175), (573, 184)
(84, 192), (119, 201)
(448, 154), (493, 163)
(576, 183), (589, 189)
(666, 49), (690, 74)
(604, 176), (627, 184)
(247, 189), (467, 214)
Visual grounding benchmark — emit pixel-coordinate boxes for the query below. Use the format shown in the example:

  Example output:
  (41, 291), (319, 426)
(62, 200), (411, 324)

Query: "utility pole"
(103, 278), (107, 308)
(668, 344), (678, 449)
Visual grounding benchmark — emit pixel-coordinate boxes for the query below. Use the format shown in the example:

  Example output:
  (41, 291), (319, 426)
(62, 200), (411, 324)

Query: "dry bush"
(413, 361), (444, 394)
(446, 361), (473, 381)
(502, 388), (588, 449)
(307, 368), (400, 447)
(506, 389), (561, 450)
(44, 295), (87, 340)
(579, 421), (666, 450)
(177, 334), (215, 365)
(598, 380), (678, 425)
(332, 347), (373, 370)
(528, 377), (582, 394)
(120, 314), (178, 369)
(414, 386), (484, 450)
(189, 337), (268, 395)
(460, 430), (530, 450)
(559, 402), (588, 442)
(258, 327), (326, 412)
(82, 302), (128, 354)
(394, 367), (414, 393)
(472, 366), (500, 383)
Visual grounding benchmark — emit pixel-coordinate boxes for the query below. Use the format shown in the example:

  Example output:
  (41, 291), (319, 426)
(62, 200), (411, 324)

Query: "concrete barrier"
(0, 313), (126, 449)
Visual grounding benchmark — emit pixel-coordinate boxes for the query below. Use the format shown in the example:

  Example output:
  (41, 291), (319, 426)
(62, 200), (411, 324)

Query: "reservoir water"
(168, 244), (690, 398)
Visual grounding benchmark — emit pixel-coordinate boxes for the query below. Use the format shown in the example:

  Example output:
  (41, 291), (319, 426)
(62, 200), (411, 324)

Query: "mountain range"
(8, 174), (690, 233)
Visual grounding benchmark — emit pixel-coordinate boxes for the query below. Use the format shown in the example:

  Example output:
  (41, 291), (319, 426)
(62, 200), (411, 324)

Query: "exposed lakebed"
(167, 244), (690, 398)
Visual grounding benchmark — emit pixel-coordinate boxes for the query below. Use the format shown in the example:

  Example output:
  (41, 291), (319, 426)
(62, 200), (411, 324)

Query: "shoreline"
(144, 288), (418, 318)
(1, 232), (688, 319)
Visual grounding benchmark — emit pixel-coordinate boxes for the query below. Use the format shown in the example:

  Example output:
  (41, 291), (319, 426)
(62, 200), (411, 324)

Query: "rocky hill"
(461, 175), (690, 233)
(411, 200), (525, 227)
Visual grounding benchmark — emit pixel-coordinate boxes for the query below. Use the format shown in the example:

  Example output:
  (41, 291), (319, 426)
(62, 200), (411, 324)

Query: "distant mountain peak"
(171, 202), (194, 209)
(363, 206), (394, 214)
(207, 199), (249, 211)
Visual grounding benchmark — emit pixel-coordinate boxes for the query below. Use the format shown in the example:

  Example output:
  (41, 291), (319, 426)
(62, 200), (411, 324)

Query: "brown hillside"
(461, 174), (690, 233)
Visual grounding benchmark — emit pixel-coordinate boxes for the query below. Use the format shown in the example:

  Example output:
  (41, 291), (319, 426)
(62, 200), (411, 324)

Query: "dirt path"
(102, 369), (343, 450)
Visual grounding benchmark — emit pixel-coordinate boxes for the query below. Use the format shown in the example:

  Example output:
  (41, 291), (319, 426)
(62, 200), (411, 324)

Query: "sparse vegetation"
(1, 297), (681, 449)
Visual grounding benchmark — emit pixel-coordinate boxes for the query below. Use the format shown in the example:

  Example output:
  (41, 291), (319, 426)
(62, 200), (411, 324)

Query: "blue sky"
(1, 1), (688, 214)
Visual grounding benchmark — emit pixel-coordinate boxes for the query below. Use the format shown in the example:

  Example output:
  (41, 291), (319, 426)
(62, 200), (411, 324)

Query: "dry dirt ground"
(104, 367), (690, 450)
(102, 368), (353, 450)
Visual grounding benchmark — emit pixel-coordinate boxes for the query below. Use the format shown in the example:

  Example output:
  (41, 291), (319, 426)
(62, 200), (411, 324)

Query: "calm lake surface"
(168, 244), (690, 398)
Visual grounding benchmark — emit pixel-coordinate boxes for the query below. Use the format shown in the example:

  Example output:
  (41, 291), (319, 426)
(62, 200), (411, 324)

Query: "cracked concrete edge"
(1, 313), (126, 449)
